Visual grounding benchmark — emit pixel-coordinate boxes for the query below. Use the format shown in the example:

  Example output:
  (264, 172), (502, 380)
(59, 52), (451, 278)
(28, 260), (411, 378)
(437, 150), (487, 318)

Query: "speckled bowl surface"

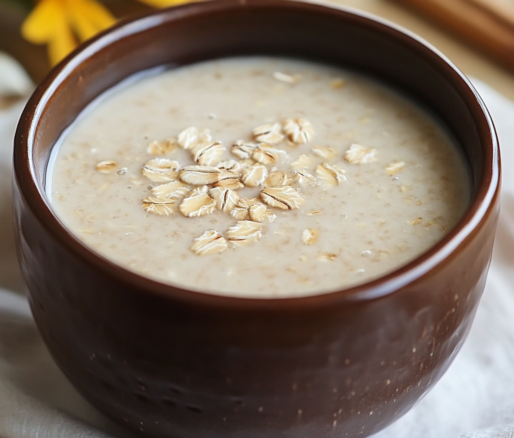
(13, 1), (500, 437)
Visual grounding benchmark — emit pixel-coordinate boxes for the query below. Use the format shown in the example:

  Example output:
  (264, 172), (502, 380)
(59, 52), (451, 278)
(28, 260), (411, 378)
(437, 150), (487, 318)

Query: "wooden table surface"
(324, 0), (514, 101)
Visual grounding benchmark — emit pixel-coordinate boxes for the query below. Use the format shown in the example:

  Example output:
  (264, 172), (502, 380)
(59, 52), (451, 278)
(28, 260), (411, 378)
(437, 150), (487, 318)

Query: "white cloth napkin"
(1, 69), (514, 437)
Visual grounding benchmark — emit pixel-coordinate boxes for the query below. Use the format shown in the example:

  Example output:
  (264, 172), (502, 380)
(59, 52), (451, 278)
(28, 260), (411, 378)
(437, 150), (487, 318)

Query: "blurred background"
(2, 0), (514, 103)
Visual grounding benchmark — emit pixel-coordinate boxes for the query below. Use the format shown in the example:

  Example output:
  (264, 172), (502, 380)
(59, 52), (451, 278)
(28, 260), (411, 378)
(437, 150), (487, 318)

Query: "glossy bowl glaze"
(13, 1), (500, 437)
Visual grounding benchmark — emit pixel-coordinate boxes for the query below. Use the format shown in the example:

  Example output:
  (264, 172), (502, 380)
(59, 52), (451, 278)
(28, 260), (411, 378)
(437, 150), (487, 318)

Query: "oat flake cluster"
(96, 119), (402, 257)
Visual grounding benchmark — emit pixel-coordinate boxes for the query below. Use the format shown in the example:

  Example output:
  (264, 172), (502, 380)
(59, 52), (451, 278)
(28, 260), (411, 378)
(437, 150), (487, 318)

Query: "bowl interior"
(18, 0), (497, 301)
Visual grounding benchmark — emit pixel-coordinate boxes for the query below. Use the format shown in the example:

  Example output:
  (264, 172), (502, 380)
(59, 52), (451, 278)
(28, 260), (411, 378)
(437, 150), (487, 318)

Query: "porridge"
(48, 56), (470, 297)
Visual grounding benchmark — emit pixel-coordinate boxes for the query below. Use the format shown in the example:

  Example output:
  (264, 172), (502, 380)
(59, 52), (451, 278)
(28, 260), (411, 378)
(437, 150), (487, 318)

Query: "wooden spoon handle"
(392, 0), (514, 71)
(468, 0), (514, 28)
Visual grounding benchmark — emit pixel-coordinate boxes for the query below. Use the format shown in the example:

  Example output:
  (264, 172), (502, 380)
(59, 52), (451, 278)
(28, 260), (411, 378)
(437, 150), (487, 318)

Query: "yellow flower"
(22, 0), (197, 66)
(138, 0), (195, 7)
(22, 0), (116, 65)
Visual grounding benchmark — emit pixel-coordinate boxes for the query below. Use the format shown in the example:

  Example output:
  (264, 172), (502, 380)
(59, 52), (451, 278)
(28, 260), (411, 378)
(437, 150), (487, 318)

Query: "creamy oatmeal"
(48, 57), (470, 298)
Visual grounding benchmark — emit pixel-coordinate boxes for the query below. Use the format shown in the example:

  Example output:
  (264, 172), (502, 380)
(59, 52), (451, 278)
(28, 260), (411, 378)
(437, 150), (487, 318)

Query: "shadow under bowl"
(12, 1), (500, 437)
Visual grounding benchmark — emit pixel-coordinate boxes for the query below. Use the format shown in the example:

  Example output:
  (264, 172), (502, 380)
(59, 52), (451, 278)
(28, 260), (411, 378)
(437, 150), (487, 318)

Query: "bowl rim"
(13, 0), (500, 308)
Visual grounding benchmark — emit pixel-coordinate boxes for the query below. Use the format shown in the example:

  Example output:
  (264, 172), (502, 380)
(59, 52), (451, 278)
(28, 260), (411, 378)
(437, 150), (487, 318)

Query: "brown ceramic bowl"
(12, 1), (500, 437)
